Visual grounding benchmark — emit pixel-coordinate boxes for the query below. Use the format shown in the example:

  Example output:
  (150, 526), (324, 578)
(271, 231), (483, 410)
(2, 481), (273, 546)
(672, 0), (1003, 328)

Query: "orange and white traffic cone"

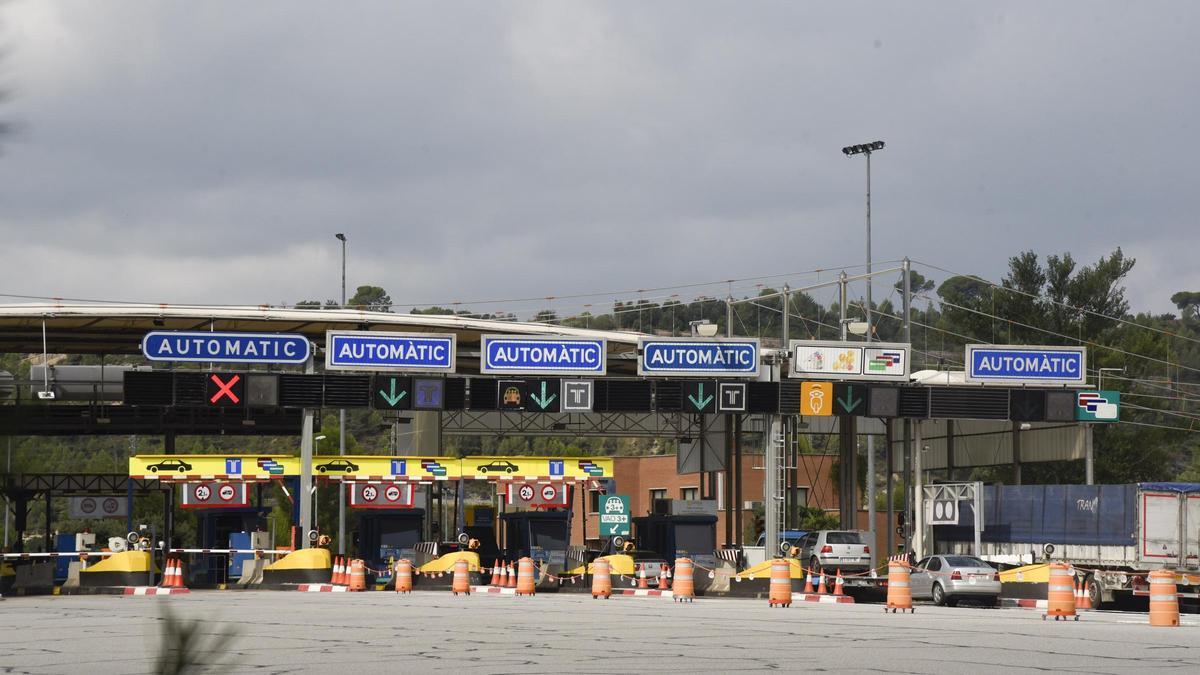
(658, 564), (671, 590)
(506, 562), (517, 589)
(803, 569), (814, 594)
(833, 569), (844, 596)
(175, 557), (188, 588)
(638, 564), (649, 589)
(490, 559), (502, 587)
(817, 569), (828, 594)
(1079, 579), (1093, 610)
(159, 557), (172, 587)
(331, 556), (342, 585)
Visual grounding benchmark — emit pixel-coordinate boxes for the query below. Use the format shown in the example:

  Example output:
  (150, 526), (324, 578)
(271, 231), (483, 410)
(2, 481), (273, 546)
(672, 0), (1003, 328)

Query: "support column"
(902, 419), (912, 555)
(885, 419), (894, 557)
(724, 417), (734, 547)
(913, 422), (925, 559)
(763, 414), (783, 556)
(1012, 422), (1022, 486)
(299, 353), (315, 548)
(838, 416), (857, 528)
(1085, 424), (1095, 485)
(734, 415), (743, 548)
(946, 420), (956, 481)
(14, 493), (28, 553)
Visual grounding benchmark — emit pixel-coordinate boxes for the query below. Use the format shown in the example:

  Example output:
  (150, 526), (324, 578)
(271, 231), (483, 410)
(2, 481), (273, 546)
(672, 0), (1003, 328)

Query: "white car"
(910, 555), (1001, 606)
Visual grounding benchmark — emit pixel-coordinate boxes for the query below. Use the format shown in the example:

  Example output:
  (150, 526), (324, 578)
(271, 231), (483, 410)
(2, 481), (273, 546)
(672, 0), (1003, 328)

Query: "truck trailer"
(933, 483), (1200, 607)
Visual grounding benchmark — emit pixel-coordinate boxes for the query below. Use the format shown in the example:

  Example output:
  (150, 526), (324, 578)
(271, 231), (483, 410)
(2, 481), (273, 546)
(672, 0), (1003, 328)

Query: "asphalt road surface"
(2, 591), (1197, 674)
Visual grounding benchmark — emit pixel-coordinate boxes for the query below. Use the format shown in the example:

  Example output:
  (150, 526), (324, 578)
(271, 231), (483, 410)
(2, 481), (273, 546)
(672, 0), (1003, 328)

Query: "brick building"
(569, 452), (843, 548)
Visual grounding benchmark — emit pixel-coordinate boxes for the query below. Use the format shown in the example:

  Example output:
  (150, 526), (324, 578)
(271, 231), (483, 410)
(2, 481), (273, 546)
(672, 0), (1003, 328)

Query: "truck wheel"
(932, 583), (948, 606)
(1086, 576), (1103, 609)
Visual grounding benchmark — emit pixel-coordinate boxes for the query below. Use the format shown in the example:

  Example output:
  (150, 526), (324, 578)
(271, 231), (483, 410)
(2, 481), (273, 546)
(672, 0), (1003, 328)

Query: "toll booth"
(196, 508), (268, 583)
(501, 510), (572, 570)
(632, 511), (719, 571)
(356, 509), (426, 569)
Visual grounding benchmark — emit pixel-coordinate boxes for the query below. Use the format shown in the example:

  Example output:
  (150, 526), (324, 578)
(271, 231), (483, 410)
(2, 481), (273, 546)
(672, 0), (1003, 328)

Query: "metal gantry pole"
(838, 272), (848, 340)
(901, 257), (913, 555)
(337, 233), (347, 556)
(299, 350), (315, 548)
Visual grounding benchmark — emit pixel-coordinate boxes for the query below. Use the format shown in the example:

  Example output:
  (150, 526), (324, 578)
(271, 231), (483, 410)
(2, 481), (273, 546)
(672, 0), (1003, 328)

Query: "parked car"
(756, 530), (808, 555)
(315, 459), (360, 473)
(795, 530), (872, 573)
(909, 555), (1001, 606)
(146, 459), (192, 472)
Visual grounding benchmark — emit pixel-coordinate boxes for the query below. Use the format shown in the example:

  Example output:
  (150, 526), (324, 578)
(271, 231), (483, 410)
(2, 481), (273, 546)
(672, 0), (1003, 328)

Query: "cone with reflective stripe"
(833, 569), (844, 596)
(1043, 563), (1077, 620)
(490, 559), (502, 587)
(638, 563), (649, 589)
(506, 561), (517, 589)
(658, 563), (671, 590)
(1078, 577), (1093, 610)
(817, 569), (827, 594)
(803, 569), (814, 594)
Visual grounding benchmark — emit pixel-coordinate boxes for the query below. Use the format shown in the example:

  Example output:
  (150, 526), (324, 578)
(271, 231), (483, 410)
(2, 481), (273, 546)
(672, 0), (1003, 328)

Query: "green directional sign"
(1077, 390), (1120, 422)
(527, 378), (561, 413)
(833, 382), (867, 416)
(682, 380), (717, 414)
(373, 375), (412, 410)
(599, 494), (630, 537)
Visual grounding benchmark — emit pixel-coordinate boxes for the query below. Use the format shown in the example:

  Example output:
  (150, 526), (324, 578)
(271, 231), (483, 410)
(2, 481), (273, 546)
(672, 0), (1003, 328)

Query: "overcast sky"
(1, 1), (1196, 320)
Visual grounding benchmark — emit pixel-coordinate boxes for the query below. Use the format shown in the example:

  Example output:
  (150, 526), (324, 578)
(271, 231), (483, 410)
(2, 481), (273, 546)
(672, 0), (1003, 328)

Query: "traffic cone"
(658, 563), (671, 590)
(506, 562), (517, 589)
(159, 557), (172, 587)
(331, 556), (341, 585)
(833, 569), (844, 596)
(817, 569), (827, 594)
(490, 559), (502, 587)
(803, 570), (814, 594)
(638, 564), (649, 589)
(169, 557), (181, 588)
(1080, 580), (1093, 610)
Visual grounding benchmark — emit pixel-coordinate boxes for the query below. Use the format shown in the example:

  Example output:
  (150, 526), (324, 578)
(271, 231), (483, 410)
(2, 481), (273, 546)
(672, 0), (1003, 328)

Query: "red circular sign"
(102, 498), (120, 514)
(541, 485), (557, 502)
(194, 485), (212, 501)
(362, 486), (379, 502)
(518, 485), (535, 501)
(218, 484), (236, 501)
(385, 485), (402, 502)
(79, 497), (97, 514)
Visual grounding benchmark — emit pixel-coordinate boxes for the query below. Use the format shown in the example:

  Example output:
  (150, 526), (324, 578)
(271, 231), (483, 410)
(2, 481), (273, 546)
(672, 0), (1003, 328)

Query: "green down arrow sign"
(835, 383), (864, 415)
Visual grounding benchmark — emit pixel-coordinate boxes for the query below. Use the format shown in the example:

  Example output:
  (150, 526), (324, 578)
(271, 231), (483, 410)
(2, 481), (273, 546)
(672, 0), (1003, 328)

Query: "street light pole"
(843, 140), (884, 566)
(334, 233), (347, 556)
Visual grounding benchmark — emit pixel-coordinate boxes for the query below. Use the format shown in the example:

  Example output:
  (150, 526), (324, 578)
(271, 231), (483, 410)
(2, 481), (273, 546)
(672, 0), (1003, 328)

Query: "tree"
(294, 299), (338, 309)
(348, 286), (392, 312)
(1171, 291), (1200, 323)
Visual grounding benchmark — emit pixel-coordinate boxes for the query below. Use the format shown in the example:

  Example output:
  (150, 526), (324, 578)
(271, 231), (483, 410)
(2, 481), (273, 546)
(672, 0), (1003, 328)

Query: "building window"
(680, 487), (699, 501)
(649, 488), (667, 503)
(589, 490), (602, 513)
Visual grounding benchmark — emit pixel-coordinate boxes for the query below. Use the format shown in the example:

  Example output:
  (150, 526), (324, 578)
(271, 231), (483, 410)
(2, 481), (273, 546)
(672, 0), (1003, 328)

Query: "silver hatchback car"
(910, 555), (1001, 606)
(795, 530), (872, 574)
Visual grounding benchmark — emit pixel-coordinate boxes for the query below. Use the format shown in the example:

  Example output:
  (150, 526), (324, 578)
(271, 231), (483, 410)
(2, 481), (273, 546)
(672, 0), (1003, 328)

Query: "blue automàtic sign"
(480, 336), (606, 375)
(142, 331), (310, 364)
(325, 330), (456, 372)
(965, 344), (1086, 385)
(637, 337), (760, 377)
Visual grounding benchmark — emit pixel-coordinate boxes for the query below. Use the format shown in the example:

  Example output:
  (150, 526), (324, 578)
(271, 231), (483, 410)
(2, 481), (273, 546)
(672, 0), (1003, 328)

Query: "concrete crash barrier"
(80, 551), (158, 588)
(262, 548), (331, 585)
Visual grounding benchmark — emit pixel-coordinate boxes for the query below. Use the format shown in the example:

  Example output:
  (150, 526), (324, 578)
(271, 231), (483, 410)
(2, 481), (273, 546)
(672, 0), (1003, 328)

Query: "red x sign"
(209, 374), (242, 404)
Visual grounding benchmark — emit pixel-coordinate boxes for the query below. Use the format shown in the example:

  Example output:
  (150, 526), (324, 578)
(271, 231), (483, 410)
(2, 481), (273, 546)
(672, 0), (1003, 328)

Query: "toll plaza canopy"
(0, 303), (646, 375)
(127, 454), (614, 482)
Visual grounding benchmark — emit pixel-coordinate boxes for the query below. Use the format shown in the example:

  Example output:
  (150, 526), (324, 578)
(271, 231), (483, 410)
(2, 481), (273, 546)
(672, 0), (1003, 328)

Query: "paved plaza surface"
(2, 591), (1197, 674)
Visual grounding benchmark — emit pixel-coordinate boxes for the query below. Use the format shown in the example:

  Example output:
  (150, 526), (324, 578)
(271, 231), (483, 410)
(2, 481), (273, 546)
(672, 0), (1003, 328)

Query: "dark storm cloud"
(0, 1), (1196, 315)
